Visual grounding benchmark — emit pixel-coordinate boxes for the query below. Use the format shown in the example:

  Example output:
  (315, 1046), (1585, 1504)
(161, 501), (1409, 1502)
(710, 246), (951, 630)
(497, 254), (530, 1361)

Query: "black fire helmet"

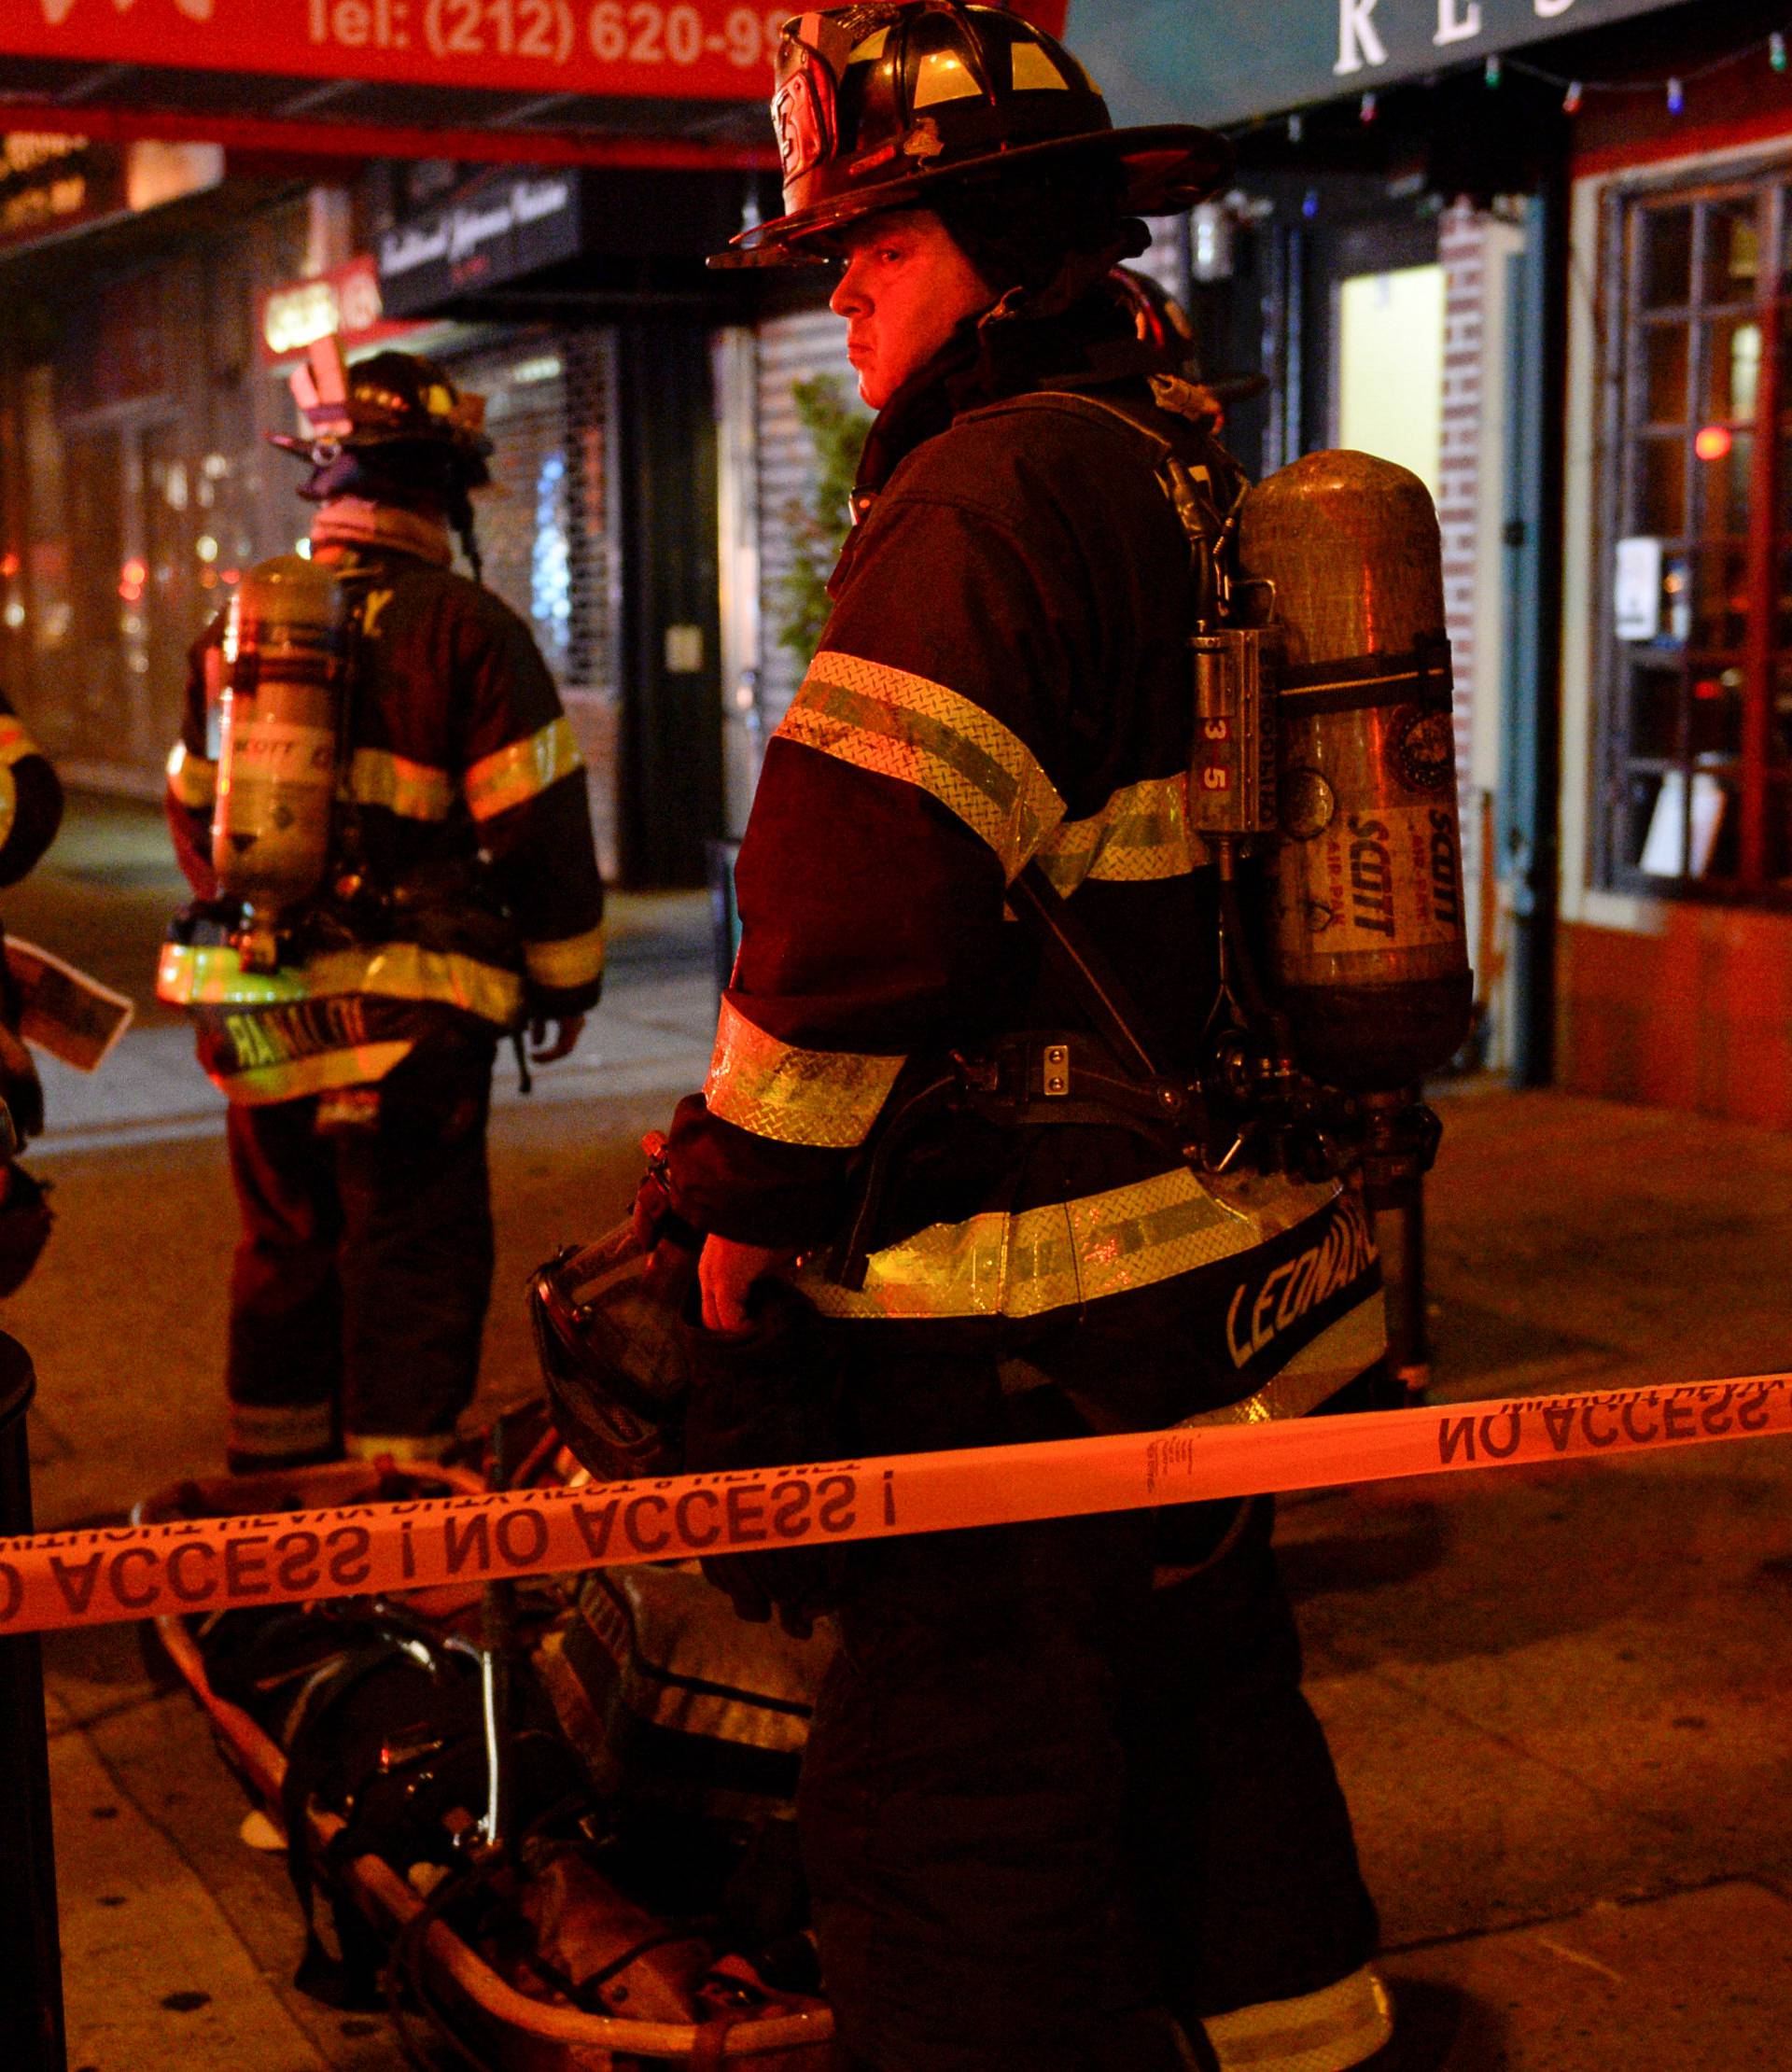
(710, 2), (1232, 270)
(271, 340), (494, 508)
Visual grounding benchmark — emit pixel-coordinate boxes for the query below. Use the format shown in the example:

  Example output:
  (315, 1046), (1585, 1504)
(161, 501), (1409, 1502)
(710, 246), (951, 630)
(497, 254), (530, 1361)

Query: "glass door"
(1602, 171), (1790, 896)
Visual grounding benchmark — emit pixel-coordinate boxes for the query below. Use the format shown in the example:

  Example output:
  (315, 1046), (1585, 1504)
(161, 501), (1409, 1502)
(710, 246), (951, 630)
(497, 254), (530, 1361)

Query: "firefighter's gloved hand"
(527, 1014), (584, 1064)
(700, 1233), (791, 1335)
(681, 1278), (843, 1641)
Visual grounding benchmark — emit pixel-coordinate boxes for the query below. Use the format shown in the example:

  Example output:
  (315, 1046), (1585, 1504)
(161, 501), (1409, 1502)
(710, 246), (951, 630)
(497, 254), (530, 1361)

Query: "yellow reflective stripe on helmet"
(1034, 774), (1211, 897)
(156, 941), (523, 1027)
(1202, 1963), (1393, 2072)
(523, 925), (607, 994)
(797, 1165), (1341, 1322)
(705, 996), (905, 1150)
(166, 741), (218, 810)
(779, 651), (1066, 883)
(346, 747), (454, 821)
(221, 1041), (415, 1106)
(0, 715), (41, 771)
(463, 717), (583, 823)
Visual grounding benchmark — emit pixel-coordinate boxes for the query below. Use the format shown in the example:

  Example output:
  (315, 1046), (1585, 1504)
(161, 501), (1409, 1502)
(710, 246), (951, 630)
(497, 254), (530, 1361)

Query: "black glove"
(680, 1281), (845, 1640)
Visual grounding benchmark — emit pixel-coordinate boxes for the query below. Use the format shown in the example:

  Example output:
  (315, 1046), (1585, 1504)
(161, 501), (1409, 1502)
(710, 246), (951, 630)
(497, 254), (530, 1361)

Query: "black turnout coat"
(667, 301), (1382, 1434)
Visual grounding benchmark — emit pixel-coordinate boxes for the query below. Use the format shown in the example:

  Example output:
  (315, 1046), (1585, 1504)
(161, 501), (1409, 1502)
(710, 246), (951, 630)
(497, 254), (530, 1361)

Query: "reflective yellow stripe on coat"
(346, 747), (455, 821)
(464, 717), (583, 822)
(166, 741), (217, 810)
(778, 651), (1065, 883)
(0, 715), (42, 771)
(796, 1164), (1346, 1323)
(523, 925), (607, 995)
(156, 940), (524, 1028)
(1035, 774), (1210, 895)
(1202, 1963), (1393, 2072)
(705, 997), (904, 1150)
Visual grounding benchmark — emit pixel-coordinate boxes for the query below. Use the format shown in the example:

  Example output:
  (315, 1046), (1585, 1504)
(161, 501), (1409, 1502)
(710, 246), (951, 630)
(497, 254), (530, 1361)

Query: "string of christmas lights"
(1262, 17), (1792, 133)
(1492, 14), (1792, 118)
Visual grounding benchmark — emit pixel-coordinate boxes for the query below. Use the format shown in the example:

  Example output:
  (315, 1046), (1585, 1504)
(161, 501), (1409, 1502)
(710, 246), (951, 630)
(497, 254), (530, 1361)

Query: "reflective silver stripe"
(1203, 1963), (1393, 2072)
(346, 747), (454, 820)
(344, 1431), (457, 1463)
(778, 651), (1066, 881)
(706, 996), (905, 1150)
(796, 1166), (1341, 1323)
(1181, 1293), (1388, 1429)
(0, 714), (41, 771)
(463, 717), (583, 822)
(166, 741), (217, 810)
(219, 1041), (416, 1107)
(523, 926), (607, 994)
(156, 940), (523, 1027)
(1035, 774), (1210, 896)
(228, 1399), (338, 1460)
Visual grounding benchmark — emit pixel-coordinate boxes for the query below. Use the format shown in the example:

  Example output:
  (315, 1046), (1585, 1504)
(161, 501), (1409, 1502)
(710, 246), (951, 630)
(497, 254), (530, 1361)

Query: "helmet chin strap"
(971, 218), (1151, 327)
(445, 480), (484, 587)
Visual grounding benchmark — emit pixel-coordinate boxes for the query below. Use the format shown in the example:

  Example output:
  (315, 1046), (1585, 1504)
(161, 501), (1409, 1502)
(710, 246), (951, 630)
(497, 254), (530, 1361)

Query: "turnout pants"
(797, 1342), (1381, 2072)
(222, 1034), (497, 1469)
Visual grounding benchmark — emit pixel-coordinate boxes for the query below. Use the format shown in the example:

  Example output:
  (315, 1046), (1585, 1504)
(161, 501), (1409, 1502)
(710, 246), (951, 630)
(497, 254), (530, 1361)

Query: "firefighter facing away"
(161, 345), (605, 1470)
(0, 688), (64, 1293)
(652, 7), (1399, 2070)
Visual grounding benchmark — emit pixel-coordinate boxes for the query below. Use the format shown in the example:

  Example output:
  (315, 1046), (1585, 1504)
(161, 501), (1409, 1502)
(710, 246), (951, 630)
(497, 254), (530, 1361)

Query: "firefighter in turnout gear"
(655, 7), (1396, 2069)
(161, 344), (605, 1471)
(0, 690), (63, 1293)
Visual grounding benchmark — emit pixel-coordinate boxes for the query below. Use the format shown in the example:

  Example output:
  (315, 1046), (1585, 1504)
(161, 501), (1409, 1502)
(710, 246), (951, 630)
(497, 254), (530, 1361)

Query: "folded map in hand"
(6, 938), (133, 1071)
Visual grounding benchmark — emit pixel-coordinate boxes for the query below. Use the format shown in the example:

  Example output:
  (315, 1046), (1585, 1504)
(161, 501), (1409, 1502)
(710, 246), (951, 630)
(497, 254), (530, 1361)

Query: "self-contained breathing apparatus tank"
(1194, 448), (1474, 1400)
(209, 554), (355, 972)
(1238, 452), (1474, 1092)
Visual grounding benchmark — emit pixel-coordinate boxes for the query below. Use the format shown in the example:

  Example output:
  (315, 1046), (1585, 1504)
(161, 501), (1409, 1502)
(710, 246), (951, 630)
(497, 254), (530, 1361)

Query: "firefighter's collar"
(310, 497), (454, 568)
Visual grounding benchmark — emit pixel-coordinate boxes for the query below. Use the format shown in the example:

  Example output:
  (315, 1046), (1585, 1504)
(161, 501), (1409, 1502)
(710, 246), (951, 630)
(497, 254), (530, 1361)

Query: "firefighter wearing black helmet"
(161, 341), (605, 1471)
(654, 7), (1394, 2070)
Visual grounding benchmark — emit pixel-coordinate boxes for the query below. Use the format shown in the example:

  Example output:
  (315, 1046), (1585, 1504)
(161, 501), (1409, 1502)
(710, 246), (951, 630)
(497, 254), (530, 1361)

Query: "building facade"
(1555, 41), (1792, 1124)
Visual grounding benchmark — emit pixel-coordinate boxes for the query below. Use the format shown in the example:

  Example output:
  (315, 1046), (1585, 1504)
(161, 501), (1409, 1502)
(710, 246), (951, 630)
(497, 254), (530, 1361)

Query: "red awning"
(0, 0), (1072, 168)
(0, 0), (787, 167)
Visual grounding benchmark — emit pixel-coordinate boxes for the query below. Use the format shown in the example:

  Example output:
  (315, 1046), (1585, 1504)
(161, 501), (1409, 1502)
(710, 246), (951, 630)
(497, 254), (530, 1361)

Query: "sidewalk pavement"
(8, 796), (1792, 2068)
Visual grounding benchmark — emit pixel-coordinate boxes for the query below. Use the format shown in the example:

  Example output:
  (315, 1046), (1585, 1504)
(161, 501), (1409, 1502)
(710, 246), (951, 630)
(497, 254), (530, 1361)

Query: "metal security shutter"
(754, 306), (857, 730)
(443, 331), (622, 879)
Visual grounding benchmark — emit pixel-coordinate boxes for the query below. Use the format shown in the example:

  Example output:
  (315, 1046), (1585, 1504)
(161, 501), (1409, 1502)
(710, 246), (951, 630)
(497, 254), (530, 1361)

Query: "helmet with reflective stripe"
(271, 339), (493, 495)
(712, 2), (1231, 268)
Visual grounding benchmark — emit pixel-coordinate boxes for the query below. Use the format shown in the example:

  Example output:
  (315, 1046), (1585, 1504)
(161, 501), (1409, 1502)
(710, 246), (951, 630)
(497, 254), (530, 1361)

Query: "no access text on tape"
(1, 1373), (1786, 1635)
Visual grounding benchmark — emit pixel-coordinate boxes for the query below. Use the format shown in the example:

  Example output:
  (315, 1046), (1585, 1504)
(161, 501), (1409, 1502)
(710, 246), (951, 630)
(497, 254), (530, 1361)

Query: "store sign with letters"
(1057, 0), (1685, 127)
(0, 130), (121, 247)
(3, 0), (1065, 107)
(7, 0), (794, 103)
(377, 169), (583, 314)
(257, 252), (421, 366)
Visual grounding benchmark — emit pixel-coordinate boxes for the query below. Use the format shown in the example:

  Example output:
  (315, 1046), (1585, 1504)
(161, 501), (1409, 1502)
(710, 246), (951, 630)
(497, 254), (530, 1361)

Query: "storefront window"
(1601, 168), (1792, 898)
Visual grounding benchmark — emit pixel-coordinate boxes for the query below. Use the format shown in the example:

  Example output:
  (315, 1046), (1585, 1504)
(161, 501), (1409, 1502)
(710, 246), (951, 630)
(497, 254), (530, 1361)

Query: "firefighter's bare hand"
(699, 1235), (790, 1336)
(528, 1015), (584, 1064)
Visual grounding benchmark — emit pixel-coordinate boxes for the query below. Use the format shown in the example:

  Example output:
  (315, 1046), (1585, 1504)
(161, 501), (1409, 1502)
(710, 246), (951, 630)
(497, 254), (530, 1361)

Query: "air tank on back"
(212, 554), (351, 968)
(1238, 451), (1473, 1091)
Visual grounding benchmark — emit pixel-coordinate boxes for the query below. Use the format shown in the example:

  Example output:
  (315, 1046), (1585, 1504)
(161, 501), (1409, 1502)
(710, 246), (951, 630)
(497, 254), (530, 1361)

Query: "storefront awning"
(1064, 0), (1691, 130)
(0, 0), (788, 167)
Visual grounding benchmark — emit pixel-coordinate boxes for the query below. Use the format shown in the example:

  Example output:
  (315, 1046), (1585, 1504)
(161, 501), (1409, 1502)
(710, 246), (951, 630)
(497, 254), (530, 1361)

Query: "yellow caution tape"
(2, 1373), (1786, 1635)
